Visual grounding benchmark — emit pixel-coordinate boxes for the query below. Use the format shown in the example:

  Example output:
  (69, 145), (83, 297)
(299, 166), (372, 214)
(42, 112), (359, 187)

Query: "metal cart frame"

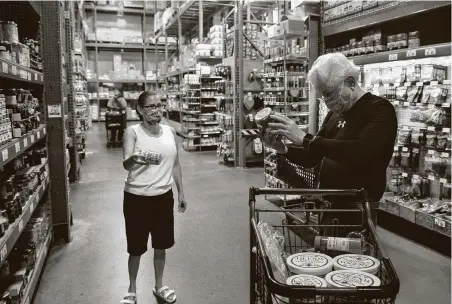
(105, 111), (126, 148)
(249, 187), (400, 304)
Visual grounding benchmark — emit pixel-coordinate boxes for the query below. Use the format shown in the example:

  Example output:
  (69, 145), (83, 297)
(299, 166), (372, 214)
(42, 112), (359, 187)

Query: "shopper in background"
(120, 91), (187, 304)
(265, 53), (397, 232)
(107, 89), (128, 144)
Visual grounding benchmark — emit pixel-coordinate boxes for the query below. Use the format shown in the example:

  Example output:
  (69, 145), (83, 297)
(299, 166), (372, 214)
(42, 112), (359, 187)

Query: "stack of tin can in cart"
(285, 236), (381, 302)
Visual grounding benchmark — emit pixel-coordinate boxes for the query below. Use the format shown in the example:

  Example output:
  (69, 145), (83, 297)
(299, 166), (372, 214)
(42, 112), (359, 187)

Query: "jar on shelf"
(408, 31), (420, 48)
(3, 21), (18, 44)
(0, 46), (8, 61)
(0, 41), (11, 60)
(396, 33), (408, 49)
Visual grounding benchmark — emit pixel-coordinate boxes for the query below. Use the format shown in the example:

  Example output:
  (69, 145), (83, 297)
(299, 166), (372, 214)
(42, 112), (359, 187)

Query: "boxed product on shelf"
(323, 0), (351, 9)
(324, 1), (363, 22)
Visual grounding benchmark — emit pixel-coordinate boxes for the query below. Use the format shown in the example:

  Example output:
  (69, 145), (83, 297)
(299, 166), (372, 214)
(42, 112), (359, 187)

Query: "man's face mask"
(141, 104), (163, 123)
(318, 82), (352, 113)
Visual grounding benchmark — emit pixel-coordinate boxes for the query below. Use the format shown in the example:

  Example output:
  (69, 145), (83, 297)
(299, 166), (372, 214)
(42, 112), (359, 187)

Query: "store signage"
(406, 49), (416, 57)
(2, 149), (8, 161)
(425, 47), (436, 56)
(48, 105), (62, 118)
(388, 54), (398, 61)
(1, 62), (8, 73)
(15, 142), (20, 153)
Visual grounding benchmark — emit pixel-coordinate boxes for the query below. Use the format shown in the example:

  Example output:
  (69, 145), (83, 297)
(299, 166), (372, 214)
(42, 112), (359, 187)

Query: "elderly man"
(265, 53), (398, 230)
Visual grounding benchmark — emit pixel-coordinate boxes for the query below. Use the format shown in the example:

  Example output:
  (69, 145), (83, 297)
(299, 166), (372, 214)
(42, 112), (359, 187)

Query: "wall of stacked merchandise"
(0, 2), (56, 303)
(322, 0), (452, 240)
(83, 0), (175, 122)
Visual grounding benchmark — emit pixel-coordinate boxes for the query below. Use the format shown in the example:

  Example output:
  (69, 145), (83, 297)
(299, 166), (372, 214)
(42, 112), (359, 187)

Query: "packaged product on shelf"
(392, 66), (406, 84)
(396, 127), (411, 146)
(5, 280), (24, 303)
(3, 21), (18, 44)
(408, 31), (420, 48)
(421, 64), (447, 82)
(395, 86), (407, 101)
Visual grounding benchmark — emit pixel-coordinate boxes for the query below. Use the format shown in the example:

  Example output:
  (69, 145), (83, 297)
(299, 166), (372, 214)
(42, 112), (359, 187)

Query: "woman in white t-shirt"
(120, 91), (187, 304)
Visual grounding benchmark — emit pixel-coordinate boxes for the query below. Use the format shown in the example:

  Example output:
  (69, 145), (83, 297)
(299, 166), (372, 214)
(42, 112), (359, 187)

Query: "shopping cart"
(249, 187), (400, 304)
(105, 110), (126, 148)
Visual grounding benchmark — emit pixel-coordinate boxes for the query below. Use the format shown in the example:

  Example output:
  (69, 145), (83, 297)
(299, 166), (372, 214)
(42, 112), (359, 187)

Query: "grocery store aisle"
(33, 121), (450, 304)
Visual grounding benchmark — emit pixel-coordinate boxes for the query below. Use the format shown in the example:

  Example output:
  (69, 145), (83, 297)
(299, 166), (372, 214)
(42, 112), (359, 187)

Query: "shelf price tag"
(416, 82), (423, 87)
(428, 149), (435, 155)
(383, 83), (390, 87)
(31, 134), (35, 143)
(441, 152), (450, 158)
(28, 72), (31, 80)
(430, 81), (439, 86)
(428, 175), (435, 181)
(15, 142), (20, 153)
(2, 62), (8, 74)
(427, 126), (435, 131)
(404, 82), (411, 87)
(401, 172), (408, 177)
(43, 127), (46, 135)
(2, 149), (8, 162)
(37, 130), (41, 138)
(392, 101), (400, 106)
(34, 73), (38, 81)
(406, 49), (417, 57)
(443, 128), (451, 133)
(440, 178), (448, 184)
(389, 54), (398, 61)
(11, 65), (17, 75)
(24, 138), (28, 147)
(402, 147), (409, 152)
(0, 245), (7, 262)
(425, 47), (436, 56)
(403, 102), (410, 107)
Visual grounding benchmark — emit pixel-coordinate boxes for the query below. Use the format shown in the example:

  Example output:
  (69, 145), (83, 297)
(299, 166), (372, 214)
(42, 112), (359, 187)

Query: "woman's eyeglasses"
(141, 104), (164, 110)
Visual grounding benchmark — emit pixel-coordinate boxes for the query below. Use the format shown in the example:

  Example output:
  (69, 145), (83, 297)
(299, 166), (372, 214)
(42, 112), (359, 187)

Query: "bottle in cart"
(314, 236), (362, 254)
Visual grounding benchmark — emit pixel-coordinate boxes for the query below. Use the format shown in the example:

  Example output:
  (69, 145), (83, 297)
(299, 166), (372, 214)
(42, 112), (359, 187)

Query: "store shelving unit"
(320, 0), (452, 251)
(0, 1), (61, 302)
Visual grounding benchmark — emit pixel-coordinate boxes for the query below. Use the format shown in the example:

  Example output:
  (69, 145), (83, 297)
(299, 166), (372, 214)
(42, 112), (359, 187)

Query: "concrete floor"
(33, 121), (450, 304)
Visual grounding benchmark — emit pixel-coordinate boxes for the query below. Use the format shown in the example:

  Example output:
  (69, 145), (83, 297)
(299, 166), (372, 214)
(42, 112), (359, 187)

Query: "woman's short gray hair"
(307, 53), (360, 93)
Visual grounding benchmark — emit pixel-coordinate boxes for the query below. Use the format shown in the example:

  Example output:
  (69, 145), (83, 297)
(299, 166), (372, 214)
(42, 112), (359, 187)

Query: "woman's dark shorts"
(123, 190), (175, 256)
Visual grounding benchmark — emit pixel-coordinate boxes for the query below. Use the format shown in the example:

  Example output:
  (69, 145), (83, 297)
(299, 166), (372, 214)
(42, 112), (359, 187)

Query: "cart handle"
(249, 187), (368, 203)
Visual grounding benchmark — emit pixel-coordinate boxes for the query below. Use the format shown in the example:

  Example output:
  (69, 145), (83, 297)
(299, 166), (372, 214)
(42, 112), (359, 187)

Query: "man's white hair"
(307, 53), (360, 93)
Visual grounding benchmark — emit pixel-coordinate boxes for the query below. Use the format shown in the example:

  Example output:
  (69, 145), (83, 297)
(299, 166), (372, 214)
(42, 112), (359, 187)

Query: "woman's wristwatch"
(302, 133), (316, 150)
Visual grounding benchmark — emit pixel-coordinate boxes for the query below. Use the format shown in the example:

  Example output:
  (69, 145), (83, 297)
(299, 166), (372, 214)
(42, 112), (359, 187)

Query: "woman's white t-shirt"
(124, 124), (177, 196)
